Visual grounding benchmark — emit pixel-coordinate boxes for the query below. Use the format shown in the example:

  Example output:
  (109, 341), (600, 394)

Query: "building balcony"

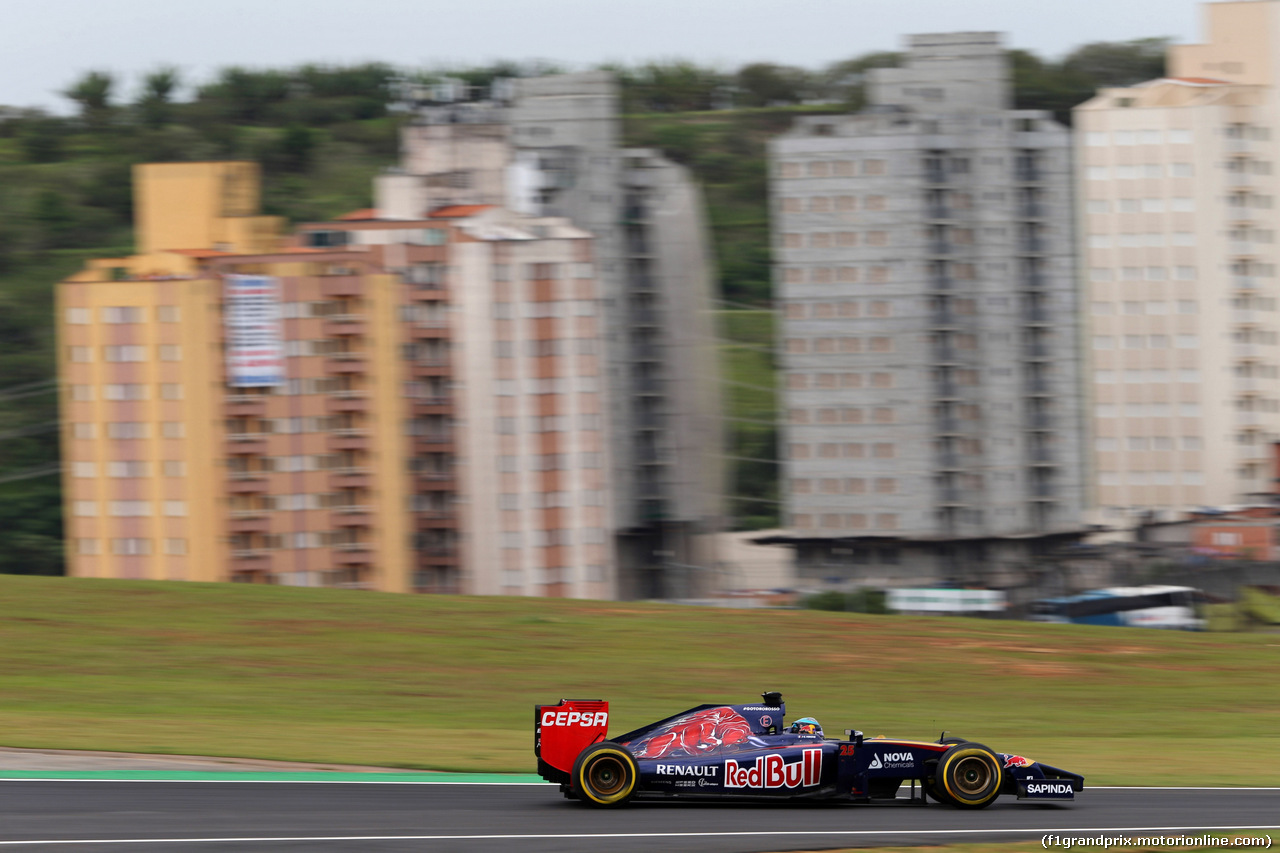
(328, 430), (370, 452)
(227, 475), (269, 494)
(411, 323), (452, 340)
(924, 169), (948, 184)
(332, 506), (373, 527)
(1019, 202), (1045, 218)
(936, 487), (966, 505)
(416, 474), (455, 491)
(228, 514), (272, 535)
(1234, 276), (1258, 291)
(929, 276), (953, 291)
(414, 437), (454, 454)
(1025, 377), (1052, 396)
(415, 515), (458, 530)
(322, 315), (367, 337)
(326, 393), (369, 414)
(330, 469), (372, 489)
(1026, 412), (1054, 430)
(931, 344), (960, 364)
(321, 276), (364, 298)
(929, 241), (953, 256)
(412, 362), (451, 379)
(1028, 448), (1057, 465)
(410, 287), (448, 302)
(1029, 484), (1057, 500)
(230, 550), (272, 572)
(226, 435), (269, 455)
(927, 204), (952, 219)
(930, 308), (956, 326)
(325, 353), (367, 375)
(1024, 306), (1051, 324)
(935, 452), (963, 470)
(933, 380), (960, 398)
(1023, 343), (1051, 360)
(1022, 273), (1046, 289)
(935, 417), (963, 434)
(1019, 237), (1046, 254)
(414, 397), (453, 416)
(333, 545), (374, 565)
(1015, 166), (1043, 182)
(224, 395), (267, 417)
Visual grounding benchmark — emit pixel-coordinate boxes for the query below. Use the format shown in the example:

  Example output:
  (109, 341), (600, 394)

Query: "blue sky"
(2, 0), (1202, 111)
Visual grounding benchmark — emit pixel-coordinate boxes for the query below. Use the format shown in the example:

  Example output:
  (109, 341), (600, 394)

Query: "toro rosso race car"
(535, 692), (1083, 809)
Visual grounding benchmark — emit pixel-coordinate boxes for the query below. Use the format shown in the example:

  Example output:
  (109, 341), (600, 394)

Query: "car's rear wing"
(534, 699), (610, 784)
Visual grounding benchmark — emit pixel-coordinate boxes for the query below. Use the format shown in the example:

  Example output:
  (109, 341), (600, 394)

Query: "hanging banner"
(224, 274), (285, 387)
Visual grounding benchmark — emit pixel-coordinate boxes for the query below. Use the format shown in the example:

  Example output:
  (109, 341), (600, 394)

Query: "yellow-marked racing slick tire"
(935, 742), (1001, 809)
(571, 742), (639, 807)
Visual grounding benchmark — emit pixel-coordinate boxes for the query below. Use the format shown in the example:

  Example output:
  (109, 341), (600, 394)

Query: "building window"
(111, 538), (152, 555)
(109, 501), (152, 517)
(161, 422), (185, 439)
(101, 306), (145, 324)
(158, 345), (182, 362)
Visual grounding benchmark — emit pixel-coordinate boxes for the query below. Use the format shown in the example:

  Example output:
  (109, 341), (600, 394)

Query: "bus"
(1028, 585), (1203, 630)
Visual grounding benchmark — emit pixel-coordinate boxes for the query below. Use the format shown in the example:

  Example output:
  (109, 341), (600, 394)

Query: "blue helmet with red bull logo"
(788, 717), (822, 737)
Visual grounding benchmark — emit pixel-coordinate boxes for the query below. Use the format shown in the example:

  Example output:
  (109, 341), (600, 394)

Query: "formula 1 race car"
(534, 692), (1083, 809)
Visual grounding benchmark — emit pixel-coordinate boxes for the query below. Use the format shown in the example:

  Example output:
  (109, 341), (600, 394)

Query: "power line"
(0, 421), (60, 440)
(0, 463), (61, 485)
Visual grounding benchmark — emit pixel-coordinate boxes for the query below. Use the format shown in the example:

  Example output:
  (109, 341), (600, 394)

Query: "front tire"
(571, 742), (638, 807)
(935, 742), (1001, 809)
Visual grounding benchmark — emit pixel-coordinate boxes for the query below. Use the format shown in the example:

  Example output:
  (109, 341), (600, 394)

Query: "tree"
(735, 63), (812, 108)
(1061, 38), (1169, 89)
(137, 67), (180, 128)
(63, 70), (115, 129)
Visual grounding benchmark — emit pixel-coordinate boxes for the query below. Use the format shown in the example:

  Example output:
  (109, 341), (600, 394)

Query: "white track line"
(0, 825), (1277, 846)
(0, 778), (1277, 789)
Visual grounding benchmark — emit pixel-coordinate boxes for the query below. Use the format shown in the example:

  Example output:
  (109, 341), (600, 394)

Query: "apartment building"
(1076, 0), (1280, 522)
(771, 34), (1087, 586)
(58, 161), (615, 596)
(380, 71), (724, 598)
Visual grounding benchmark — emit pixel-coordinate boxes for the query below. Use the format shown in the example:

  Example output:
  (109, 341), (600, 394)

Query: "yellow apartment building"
(58, 162), (616, 596)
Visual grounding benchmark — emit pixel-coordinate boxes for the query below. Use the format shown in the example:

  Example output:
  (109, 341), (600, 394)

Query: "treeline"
(0, 39), (1170, 567)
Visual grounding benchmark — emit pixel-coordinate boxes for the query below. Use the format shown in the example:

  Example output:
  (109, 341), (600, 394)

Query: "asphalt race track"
(0, 781), (1276, 852)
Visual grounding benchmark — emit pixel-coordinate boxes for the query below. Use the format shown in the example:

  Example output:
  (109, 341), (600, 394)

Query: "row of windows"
(1094, 369), (1201, 384)
(496, 453), (603, 472)
(1096, 436), (1202, 451)
(794, 477), (898, 495)
(493, 339), (599, 357)
(779, 195), (888, 213)
(76, 538), (187, 555)
(778, 160), (887, 180)
(790, 405), (899, 425)
(71, 460), (186, 477)
(69, 384), (185, 402)
(787, 373), (899, 390)
(783, 300), (894, 319)
(67, 345), (183, 363)
(494, 378), (600, 395)
(1082, 129), (1195, 146)
(785, 337), (895, 354)
(1095, 403), (1202, 417)
(1087, 233), (1196, 248)
(781, 266), (893, 285)
(781, 231), (891, 249)
(499, 528), (607, 548)
(1092, 335), (1200, 350)
(1085, 197), (1197, 214)
(789, 436), (899, 460)
(65, 306), (181, 325)
(72, 500), (187, 517)
(1085, 164), (1195, 179)
(497, 490), (607, 510)
(1091, 301), (1198, 315)
(495, 414), (603, 433)
(792, 513), (898, 531)
(1090, 266), (1197, 282)
(489, 300), (598, 318)
(71, 422), (186, 439)
(1096, 472), (1205, 486)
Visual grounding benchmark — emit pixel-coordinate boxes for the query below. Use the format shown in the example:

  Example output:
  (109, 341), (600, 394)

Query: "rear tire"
(935, 742), (1001, 809)
(571, 742), (639, 807)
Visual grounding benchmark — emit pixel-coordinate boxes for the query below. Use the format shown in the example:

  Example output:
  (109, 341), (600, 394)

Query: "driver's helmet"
(788, 717), (822, 737)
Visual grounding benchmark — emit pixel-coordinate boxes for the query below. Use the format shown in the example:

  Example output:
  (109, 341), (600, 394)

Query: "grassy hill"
(2, 575), (1276, 784)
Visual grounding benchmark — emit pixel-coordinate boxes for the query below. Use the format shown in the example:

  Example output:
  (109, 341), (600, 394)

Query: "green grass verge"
(2, 575), (1278, 783)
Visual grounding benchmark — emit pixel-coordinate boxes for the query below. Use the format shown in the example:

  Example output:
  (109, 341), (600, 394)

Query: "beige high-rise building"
(58, 162), (615, 596)
(1076, 1), (1280, 522)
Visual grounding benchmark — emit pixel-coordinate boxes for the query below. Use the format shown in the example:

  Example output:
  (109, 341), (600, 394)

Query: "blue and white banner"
(224, 274), (285, 387)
